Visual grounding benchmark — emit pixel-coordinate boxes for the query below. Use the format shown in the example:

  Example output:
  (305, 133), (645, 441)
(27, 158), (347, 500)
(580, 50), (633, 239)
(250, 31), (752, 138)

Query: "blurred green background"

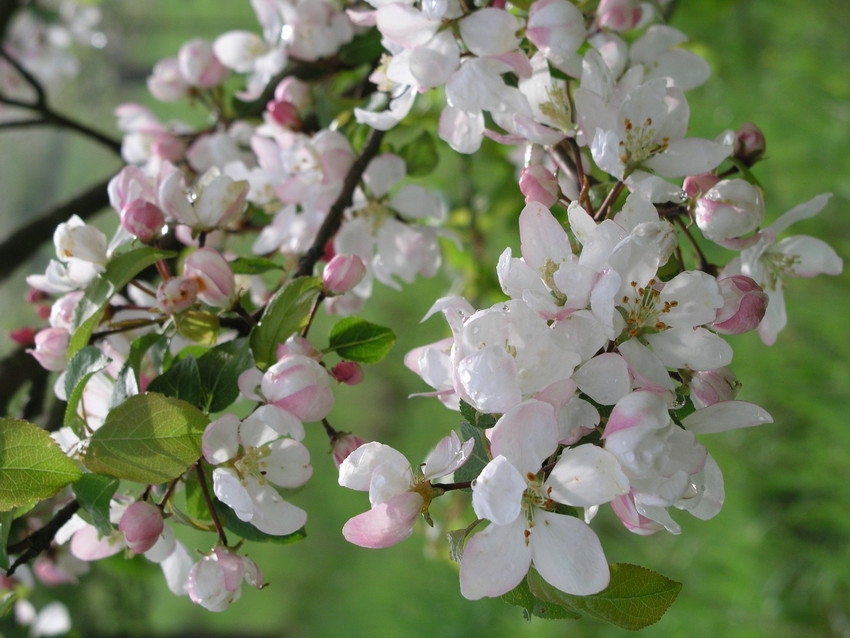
(1, 1), (849, 636)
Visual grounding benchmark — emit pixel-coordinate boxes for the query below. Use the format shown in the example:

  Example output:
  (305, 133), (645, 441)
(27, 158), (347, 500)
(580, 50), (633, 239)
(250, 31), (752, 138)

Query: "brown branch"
(294, 127), (385, 278)
(0, 173), (115, 282)
(6, 498), (81, 576)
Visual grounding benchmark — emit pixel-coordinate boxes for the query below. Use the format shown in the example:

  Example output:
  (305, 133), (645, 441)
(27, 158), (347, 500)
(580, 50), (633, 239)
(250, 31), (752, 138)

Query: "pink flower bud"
(147, 57), (189, 102)
(695, 179), (765, 243)
(322, 254), (366, 295)
(157, 276), (200, 314)
(683, 172), (719, 198)
(689, 367), (741, 409)
(274, 77), (312, 111)
(150, 134), (188, 163)
(331, 361), (364, 385)
(266, 99), (301, 129)
(119, 501), (164, 554)
(261, 354), (334, 422)
(734, 122), (766, 167)
(9, 326), (37, 347)
(49, 291), (83, 330)
(710, 275), (768, 335)
(121, 199), (166, 243)
(183, 248), (237, 309)
(597, 0), (642, 31)
(28, 327), (70, 371)
(519, 165), (559, 207)
(331, 432), (367, 468)
(178, 39), (229, 88)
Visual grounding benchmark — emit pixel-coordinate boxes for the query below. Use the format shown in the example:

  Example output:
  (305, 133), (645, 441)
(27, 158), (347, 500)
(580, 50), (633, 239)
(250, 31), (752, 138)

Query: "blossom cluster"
(2, 0), (843, 629)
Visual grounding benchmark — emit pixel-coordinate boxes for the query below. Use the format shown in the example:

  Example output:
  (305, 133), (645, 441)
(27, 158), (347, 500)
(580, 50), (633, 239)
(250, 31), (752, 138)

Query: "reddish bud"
(9, 326), (37, 347)
(121, 199), (166, 243)
(119, 501), (164, 554)
(331, 432), (367, 468)
(519, 165), (559, 207)
(331, 361), (364, 386)
(322, 254), (366, 295)
(711, 275), (768, 335)
(734, 122), (766, 167)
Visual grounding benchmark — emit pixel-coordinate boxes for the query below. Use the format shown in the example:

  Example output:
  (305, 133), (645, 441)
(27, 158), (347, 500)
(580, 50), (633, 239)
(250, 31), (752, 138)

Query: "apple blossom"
(187, 546), (264, 612)
(119, 501), (165, 554)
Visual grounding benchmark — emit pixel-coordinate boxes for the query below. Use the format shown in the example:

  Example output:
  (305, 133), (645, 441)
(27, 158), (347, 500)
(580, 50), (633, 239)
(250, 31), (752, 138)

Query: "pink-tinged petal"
(422, 431), (473, 480)
(203, 414), (241, 464)
(459, 518), (531, 600)
(342, 491), (423, 548)
(471, 456), (526, 525)
(531, 510), (610, 595)
(245, 481), (307, 536)
(604, 390), (670, 438)
(610, 493), (664, 535)
(617, 338), (677, 393)
(70, 525), (126, 561)
(546, 445), (629, 507)
(490, 400), (558, 475)
(338, 442), (410, 492)
(518, 201), (572, 271)
(773, 235), (843, 277)
(682, 400), (773, 434)
(160, 541), (193, 595)
(238, 368), (264, 401)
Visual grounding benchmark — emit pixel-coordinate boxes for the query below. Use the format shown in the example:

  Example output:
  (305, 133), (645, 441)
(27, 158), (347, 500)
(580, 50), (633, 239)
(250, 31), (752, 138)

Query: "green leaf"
(501, 575), (582, 621)
(335, 28), (384, 68)
(527, 563), (682, 630)
(397, 130), (439, 177)
(183, 472), (213, 524)
(83, 393), (209, 484)
(228, 257), (284, 275)
(250, 276), (322, 370)
(63, 346), (112, 430)
(196, 338), (254, 413)
(147, 356), (204, 408)
(326, 317), (396, 364)
(453, 421), (491, 486)
(0, 419), (83, 511)
(72, 473), (120, 537)
(459, 399), (497, 429)
(69, 247), (174, 358)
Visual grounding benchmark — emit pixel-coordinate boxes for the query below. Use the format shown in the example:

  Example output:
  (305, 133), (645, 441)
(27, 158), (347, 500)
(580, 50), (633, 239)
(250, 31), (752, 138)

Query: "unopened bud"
(689, 367), (741, 409)
(683, 172), (719, 198)
(9, 326), (37, 347)
(597, 0), (642, 31)
(178, 39), (228, 88)
(710, 275), (768, 335)
(147, 57), (189, 102)
(28, 327), (70, 371)
(331, 361), (364, 385)
(266, 99), (301, 129)
(695, 179), (764, 244)
(261, 354), (334, 422)
(183, 248), (237, 309)
(322, 254), (366, 295)
(330, 432), (367, 468)
(157, 276), (200, 315)
(122, 200), (166, 243)
(119, 501), (164, 554)
(519, 165), (559, 207)
(734, 122), (766, 167)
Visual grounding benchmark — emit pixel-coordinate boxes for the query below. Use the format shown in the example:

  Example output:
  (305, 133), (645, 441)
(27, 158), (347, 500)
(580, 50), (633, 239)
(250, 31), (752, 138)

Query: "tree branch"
(294, 127), (385, 278)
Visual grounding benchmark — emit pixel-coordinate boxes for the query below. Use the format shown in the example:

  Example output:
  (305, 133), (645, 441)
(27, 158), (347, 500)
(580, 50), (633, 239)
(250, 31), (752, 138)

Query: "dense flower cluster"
(2, 0), (842, 629)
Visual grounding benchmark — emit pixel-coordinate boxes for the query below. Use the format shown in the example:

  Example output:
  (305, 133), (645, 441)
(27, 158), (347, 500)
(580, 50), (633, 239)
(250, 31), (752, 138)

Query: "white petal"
(471, 456), (526, 525)
(490, 400), (558, 475)
(338, 441), (409, 491)
(213, 468), (253, 521)
(203, 414), (240, 464)
(459, 518), (531, 600)
(773, 235), (843, 277)
(644, 138), (731, 178)
(246, 480), (308, 535)
(422, 431), (474, 480)
(546, 445), (629, 507)
(645, 326), (733, 370)
(264, 438), (313, 487)
(682, 400), (773, 434)
(531, 510), (610, 595)
(574, 353), (631, 405)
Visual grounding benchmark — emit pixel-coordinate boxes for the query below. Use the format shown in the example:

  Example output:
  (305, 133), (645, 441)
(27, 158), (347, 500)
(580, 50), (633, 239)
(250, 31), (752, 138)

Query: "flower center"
(619, 117), (670, 174)
(620, 279), (678, 338)
(234, 445), (272, 485)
